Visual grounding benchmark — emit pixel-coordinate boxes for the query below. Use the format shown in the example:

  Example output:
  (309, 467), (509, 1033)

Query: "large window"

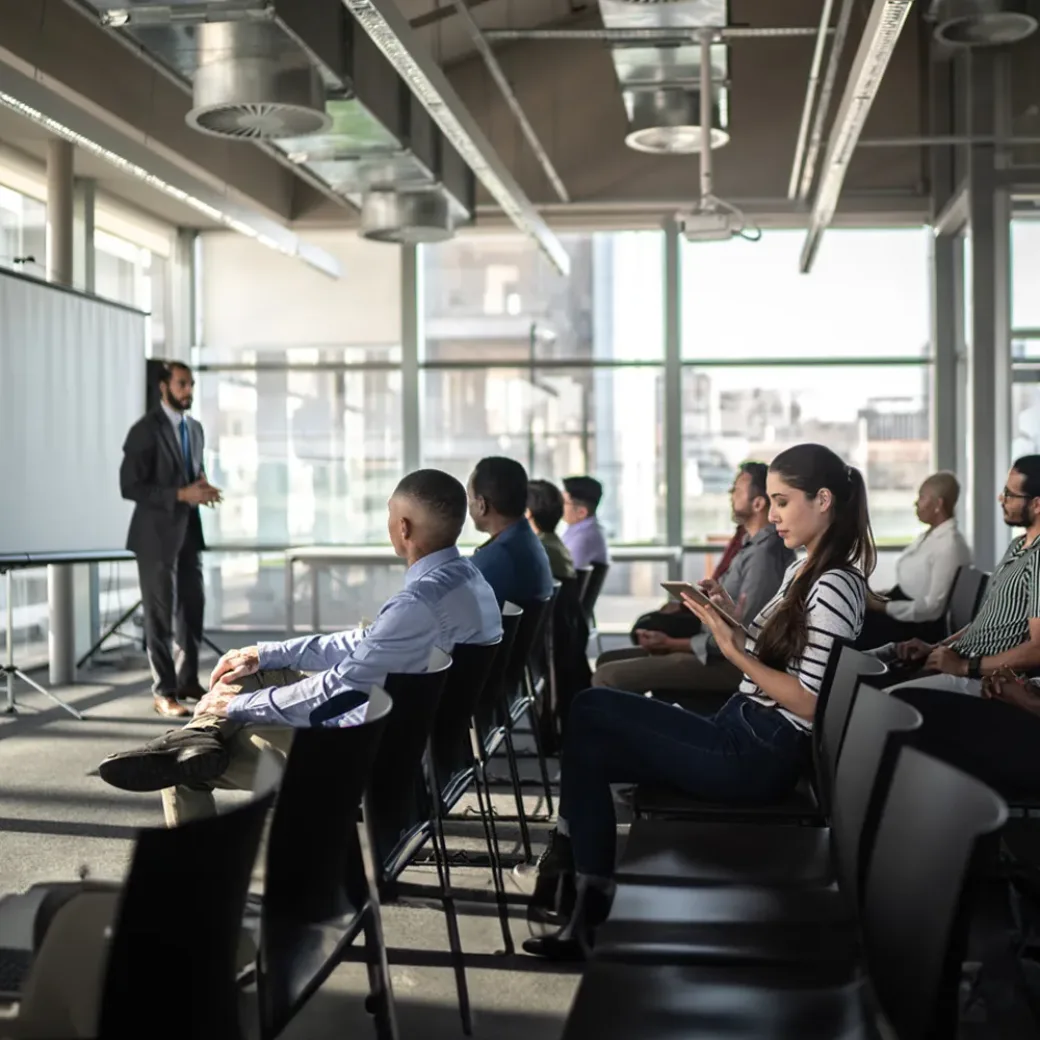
(1011, 215), (1040, 456)
(0, 185), (45, 278)
(421, 231), (665, 546)
(681, 228), (934, 545)
(95, 229), (168, 354)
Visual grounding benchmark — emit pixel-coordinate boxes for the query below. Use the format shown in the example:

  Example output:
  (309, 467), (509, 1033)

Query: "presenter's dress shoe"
(98, 727), (229, 792)
(154, 695), (190, 718)
(176, 684), (207, 703)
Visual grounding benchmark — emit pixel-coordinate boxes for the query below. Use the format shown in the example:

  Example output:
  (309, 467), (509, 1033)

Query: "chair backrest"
(258, 686), (393, 1036)
(828, 683), (922, 908)
(581, 561), (610, 618)
(367, 653), (454, 875)
(861, 748), (1006, 1040)
(474, 603), (522, 743)
(430, 639), (503, 803)
(98, 785), (277, 1039)
(574, 566), (593, 600)
(944, 564), (989, 635)
(813, 642), (889, 814)
(505, 593), (555, 708)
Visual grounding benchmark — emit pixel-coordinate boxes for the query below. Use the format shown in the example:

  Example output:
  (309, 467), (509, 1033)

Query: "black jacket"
(120, 407), (206, 564)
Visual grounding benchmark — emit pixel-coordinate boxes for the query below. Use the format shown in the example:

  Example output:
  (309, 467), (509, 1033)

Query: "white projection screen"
(0, 270), (146, 555)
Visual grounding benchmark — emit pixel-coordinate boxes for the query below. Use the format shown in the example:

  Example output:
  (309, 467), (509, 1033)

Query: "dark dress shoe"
(521, 932), (587, 961)
(522, 884), (611, 962)
(98, 727), (229, 792)
(176, 684), (207, 702)
(154, 695), (190, 718)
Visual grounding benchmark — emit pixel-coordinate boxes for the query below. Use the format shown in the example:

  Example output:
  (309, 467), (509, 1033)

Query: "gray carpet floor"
(0, 650), (581, 1039)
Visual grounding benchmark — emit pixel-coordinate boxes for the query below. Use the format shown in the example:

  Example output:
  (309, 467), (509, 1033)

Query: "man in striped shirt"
(883, 457), (1040, 697)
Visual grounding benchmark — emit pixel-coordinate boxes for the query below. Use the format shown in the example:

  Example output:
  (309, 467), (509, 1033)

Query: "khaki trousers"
(592, 648), (742, 714)
(160, 669), (300, 827)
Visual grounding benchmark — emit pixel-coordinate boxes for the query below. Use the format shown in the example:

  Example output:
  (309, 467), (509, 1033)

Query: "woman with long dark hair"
(523, 443), (875, 960)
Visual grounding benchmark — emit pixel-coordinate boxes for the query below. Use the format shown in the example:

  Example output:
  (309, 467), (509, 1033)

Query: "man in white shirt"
(858, 471), (971, 648)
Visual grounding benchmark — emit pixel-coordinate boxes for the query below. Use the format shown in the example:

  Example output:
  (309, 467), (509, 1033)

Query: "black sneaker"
(97, 727), (228, 792)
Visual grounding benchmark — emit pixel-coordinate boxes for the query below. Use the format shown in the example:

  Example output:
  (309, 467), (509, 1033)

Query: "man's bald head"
(388, 469), (467, 558)
(917, 470), (960, 525)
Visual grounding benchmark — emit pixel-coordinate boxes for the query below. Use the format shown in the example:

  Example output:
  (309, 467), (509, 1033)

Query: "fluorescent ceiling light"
(800, 0), (913, 273)
(0, 89), (303, 261)
(341, 0), (570, 277)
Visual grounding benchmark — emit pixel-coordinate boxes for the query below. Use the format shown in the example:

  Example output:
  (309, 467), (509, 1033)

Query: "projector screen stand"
(79, 599), (225, 670)
(2, 568), (84, 720)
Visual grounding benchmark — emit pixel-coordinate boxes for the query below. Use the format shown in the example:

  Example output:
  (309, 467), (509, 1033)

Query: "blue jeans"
(560, 689), (811, 878)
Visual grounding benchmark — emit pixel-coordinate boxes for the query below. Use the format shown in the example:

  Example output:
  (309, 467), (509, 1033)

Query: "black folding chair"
(427, 638), (516, 954)
(597, 684), (925, 971)
(7, 781), (275, 1040)
(632, 643), (887, 825)
(562, 749), (1008, 1040)
(581, 561), (610, 656)
(361, 651), (485, 1037)
(488, 593), (556, 861)
(944, 564), (990, 636)
(251, 685), (395, 1040)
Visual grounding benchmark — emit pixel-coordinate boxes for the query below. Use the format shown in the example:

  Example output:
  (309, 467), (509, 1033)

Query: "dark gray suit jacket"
(120, 407), (206, 564)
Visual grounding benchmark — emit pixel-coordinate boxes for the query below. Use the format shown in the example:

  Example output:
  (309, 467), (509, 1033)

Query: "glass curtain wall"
(680, 228), (935, 554)
(1010, 215), (1040, 456)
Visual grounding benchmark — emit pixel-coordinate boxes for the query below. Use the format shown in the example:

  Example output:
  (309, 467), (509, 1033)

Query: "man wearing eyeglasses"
(881, 456), (1040, 694)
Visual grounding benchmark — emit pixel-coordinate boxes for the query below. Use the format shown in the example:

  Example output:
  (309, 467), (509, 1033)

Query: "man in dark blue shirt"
(468, 456), (554, 607)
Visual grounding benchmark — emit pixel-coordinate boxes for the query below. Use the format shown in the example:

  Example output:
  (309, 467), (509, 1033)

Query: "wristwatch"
(967, 656), (983, 680)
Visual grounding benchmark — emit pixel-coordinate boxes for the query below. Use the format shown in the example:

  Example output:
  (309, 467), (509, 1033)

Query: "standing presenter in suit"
(120, 361), (222, 717)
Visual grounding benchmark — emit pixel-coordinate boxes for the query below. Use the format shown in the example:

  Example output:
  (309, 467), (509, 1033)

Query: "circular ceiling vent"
(933, 1), (1038, 46)
(361, 190), (455, 246)
(186, 21), (332, 140)
(188, 100), (330, 140)
(624, 88), (730, 155)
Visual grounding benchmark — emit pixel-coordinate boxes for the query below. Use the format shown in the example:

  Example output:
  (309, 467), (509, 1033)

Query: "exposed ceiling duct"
(800, 0), (914, 273)
(360, 187), (454, 244)
(929, 0), (1038, 47)
(598, 0), (730, 155)
(88, 0), (477, 245)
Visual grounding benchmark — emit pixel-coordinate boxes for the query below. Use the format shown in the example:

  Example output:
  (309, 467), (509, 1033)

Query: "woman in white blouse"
(857, 471), (972, 649)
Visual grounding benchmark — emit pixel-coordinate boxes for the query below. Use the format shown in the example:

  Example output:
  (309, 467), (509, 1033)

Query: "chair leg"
(501, 725), (533, 861)
(427, 763), (474, 1036)
(470, 728), (514, 954)
(362, 904), (399, 1040)
(524, 670), (556, 818)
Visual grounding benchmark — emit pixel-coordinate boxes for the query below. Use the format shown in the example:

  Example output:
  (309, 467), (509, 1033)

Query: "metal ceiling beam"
(341, 0), (570, 275)
(788, 0), (835, 199)
(481, 26), (829, 42)
(800, 0), (915, 273)
(447, 0), (568, 203)
(797, 0), (856, 201)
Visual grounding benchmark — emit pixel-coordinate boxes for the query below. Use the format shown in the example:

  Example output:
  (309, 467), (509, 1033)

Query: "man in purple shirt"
(561, 476), (610, 570)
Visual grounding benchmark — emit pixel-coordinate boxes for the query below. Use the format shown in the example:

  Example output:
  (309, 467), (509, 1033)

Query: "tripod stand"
(2, 568), (84, 720)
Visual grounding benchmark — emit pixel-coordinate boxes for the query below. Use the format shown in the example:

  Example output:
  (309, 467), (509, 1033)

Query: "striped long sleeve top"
(739, 560), (868, 730)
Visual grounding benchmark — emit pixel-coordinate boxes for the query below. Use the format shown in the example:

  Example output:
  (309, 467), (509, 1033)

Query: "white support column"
(46, 140), (77, 685)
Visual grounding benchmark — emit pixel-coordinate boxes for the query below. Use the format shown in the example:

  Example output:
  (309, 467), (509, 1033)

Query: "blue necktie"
(179, 417), (192, 480)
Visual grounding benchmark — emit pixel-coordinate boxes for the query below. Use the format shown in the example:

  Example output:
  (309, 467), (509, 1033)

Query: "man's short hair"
(922, 470), (961, 511)
(738, 461), (768, 502)
(527, 479), (565, 533)
(393, 469), (467, 539)
(563, 475), (603, 514)
(1013, 456), (1040, 501)
(160, 360), (191, 383)
(472, 457), (528, 519)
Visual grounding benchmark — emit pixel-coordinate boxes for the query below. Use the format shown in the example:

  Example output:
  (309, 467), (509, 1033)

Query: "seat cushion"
(562, 962), (883, 1040)
(617, 819), (833, 888)
(593, 881), (858, 968)
(632, 779), (822, 823)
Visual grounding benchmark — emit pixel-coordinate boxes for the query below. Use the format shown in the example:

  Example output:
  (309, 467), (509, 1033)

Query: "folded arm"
(257, 626), (367, 674)
(227, 594), (438, 726)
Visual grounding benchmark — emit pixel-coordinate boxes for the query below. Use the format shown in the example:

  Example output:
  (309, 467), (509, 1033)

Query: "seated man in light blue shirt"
(561, 475), (610, 569)
(97, 469), (503, 826)
(468, 456), (554, 607)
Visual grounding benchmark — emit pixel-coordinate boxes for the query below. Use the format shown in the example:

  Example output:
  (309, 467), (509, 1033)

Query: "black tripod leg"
(76, 600), (141, 669)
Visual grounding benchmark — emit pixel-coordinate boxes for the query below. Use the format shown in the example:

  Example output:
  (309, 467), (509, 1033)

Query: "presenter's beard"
(163, 391), (193, 412)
